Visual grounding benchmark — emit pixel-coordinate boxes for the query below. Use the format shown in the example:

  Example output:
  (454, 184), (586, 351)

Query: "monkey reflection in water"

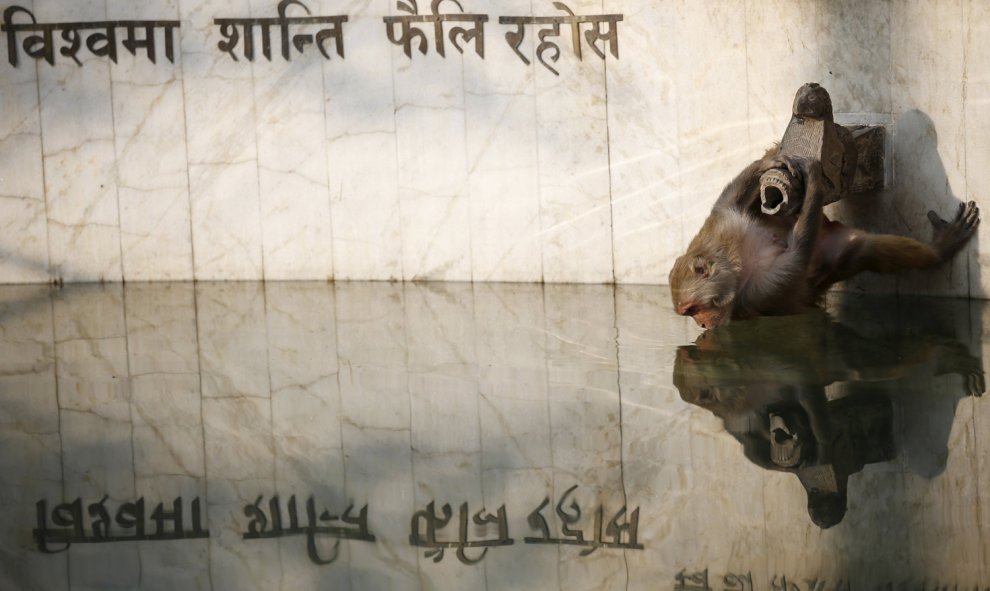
(672, 301), (984, 528)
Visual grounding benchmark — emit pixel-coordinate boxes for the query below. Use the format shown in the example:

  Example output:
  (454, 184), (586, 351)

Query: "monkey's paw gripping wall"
(0, 0), (987, 294)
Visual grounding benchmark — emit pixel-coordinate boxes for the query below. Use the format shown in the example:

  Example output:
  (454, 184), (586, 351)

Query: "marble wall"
(1, 0), (988, 292)
(0, 282), (987, 589)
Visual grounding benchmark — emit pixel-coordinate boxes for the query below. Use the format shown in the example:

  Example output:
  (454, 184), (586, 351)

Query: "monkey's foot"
(928, 201), (980, 260)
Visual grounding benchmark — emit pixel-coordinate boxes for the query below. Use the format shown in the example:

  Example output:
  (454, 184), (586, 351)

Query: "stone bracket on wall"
(759, 83), (886, 216)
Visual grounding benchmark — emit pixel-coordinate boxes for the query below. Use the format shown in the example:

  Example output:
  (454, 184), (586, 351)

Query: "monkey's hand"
(758, 154), (813, 180)
(928, 201), (980, 262)
(757, 155), (823, 217)
(741, 158), (825, 313)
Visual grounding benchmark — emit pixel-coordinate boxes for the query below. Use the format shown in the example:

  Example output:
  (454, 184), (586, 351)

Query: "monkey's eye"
(693, 264), (706, 276)
(684, 305), (699, 317)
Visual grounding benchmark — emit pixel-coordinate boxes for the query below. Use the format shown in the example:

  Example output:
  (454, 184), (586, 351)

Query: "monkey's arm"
(713, 147), (781, 212)
(742, 158), (825, 312)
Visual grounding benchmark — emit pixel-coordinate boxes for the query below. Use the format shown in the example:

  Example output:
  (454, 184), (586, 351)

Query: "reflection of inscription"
(676, 570), (758, 591)
(33, 497), (209, 553)
(243, 495), (375, 565)
(383, 0), (488, 59)
(772, 576), (849, 591)
(33, 485), (642, 565)
(409, 502), (513, 565)
(499, 2), (622, 76)
(675, 570), (852, 591)
(215, 0), (347, 62)
(1, 5), (179, 67)
(409, 486), (643, 565)
(524, 484), (642, 555)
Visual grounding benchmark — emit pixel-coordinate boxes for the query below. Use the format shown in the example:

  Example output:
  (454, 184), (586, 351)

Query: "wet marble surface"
(0, 281), (988, 590)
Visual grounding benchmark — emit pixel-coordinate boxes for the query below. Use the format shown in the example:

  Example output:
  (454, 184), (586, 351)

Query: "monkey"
(669, 149), (980, 329)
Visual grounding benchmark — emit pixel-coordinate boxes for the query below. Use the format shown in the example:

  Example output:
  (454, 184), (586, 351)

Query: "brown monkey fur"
(669, 148), (981, 329)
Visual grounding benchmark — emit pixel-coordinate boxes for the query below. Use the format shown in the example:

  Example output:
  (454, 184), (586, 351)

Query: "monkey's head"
(668, 250), (739, 330)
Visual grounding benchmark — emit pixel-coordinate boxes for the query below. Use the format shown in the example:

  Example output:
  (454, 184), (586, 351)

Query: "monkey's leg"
(822, 201), (980, 284)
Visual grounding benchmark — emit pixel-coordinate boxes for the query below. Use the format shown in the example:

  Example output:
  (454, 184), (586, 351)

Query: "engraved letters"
(2, 1), (624, 75)
(2, 5), (178, 66)
(214, 0), (347, 62)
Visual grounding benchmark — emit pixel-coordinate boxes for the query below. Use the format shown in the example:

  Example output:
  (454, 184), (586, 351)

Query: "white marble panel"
(542, 284), (626, 590)
(195, 282), (270, 399)
(334, 282), (419, 590)
(533, 0), (612, 283)
(672, 0), (753, 247)
(0, 287), (65, 590)
(745, 0), (819, 145)
(818, 0), (891, 116)
(762, 469), (852, 579)
(472, 283), (557, 589)
(124, 283), (207, 591)
(107, 0), (194, 282)
(202, 396), (280, 591)
(325, 0), (403, 281)
(124, 282), (199, 375)
(404, 283), (486, 589)
(196, 283), (277, 591)
(124, 283), (203, 486)
(335, 282), (411, 431)
(0, 0), (50, 284)
(605, 0), (681, 285)
(129, 374), (211, 590)
(890, 0), (969, 297)
(391, 4), (472, 281)
(182, 0), (264, 280)
(686, 417), (768, 581)
(0, 198), (51, 284)
(251, 0), (335, 281)
(614, 286), (700, 587)
(51, 284), (138, 590)
(901, 386), (982, 582)
(34, 1), (122, 283)
(965, 0), (990, 299)
(264, 284), (351, 589)
(264, 282), (343, 499)
(128, 314), (210, 591)
(463, 1), (542, 282)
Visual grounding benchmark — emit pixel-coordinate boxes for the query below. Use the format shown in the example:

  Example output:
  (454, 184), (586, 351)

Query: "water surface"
(0, 282), (986, 589)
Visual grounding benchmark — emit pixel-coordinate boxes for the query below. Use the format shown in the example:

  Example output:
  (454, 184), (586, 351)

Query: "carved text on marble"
(2, 1), (623, 75)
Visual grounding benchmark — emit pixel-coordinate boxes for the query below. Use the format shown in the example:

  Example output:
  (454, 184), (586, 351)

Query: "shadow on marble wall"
(830, 109), (982, 297)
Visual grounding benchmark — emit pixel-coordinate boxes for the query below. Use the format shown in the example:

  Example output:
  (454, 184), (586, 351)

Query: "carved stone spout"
(760, 83), (885, 216)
